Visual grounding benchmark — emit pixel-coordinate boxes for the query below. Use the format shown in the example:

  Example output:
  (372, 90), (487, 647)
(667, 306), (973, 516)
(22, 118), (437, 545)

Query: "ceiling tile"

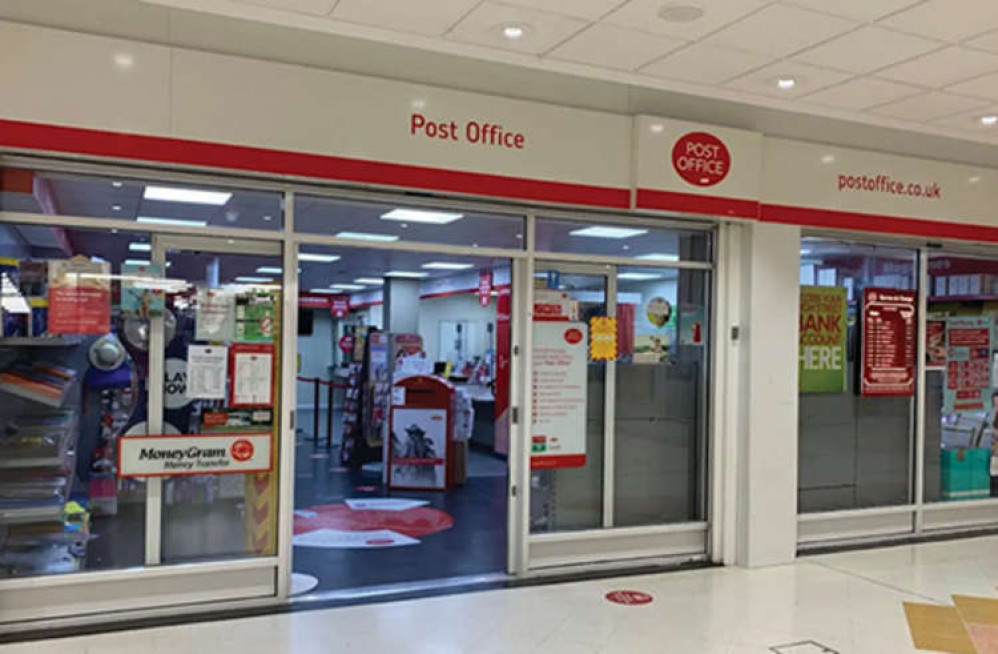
(966, 29), (998, 54)
(781, 0), (922, 21)
(548, 24), (686, 71)
(238, 0), (337, 14)
(947, 71), (998, 101)
(725, 61), (853, 98)
(497, 0), (624, 20)
(332, 0), (479, 37)
(793, 26), (940, 75)
(802, 78), (922, 110)
(640, 42), (773, 86)
(447, 3), (588, 55)
(878, 46), (998, 88)
(605, 0), (770, 40)
(870, 92), (990, 122)
(880, 0), (998, 42)
(704, 4), (857, 57)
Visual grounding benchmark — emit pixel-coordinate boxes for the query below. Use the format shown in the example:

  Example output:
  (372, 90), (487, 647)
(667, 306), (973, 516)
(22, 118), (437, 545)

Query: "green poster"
(234, 293), (276, 343)
(799, 286), (847, 394)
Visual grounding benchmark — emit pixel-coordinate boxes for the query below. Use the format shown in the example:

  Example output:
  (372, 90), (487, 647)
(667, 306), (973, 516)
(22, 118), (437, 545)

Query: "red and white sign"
(672, 132), (730, 188)
(330, 295), (350, 318)
(861, 288), (916, 397)
(534, 289), (577, 322)
(47, 257), (111, 335)
(478, 270), (492, 307)
(605, 590), (653, 606)
(299, 294), (331, 309)
(229, 343), (275, 407)
(531, 321), (588, 469)
(339, 334), (355, 354)
(118, 432), (272, 477)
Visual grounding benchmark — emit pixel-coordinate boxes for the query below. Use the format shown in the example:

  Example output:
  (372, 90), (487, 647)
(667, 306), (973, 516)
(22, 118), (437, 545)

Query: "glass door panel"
(148, 237), (283, 564)
(530, 265), (608, 533)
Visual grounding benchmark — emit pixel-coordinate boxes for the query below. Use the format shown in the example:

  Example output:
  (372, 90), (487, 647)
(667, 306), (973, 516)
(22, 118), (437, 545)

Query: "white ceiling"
(120, 0), (998, 143)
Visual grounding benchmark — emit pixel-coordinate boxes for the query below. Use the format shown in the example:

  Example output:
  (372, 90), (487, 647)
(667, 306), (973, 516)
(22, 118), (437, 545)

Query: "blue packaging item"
(942, 448), (991, 501)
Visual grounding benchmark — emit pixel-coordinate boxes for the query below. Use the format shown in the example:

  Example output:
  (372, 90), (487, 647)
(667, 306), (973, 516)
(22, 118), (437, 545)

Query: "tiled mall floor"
(11, 535), (998, 654)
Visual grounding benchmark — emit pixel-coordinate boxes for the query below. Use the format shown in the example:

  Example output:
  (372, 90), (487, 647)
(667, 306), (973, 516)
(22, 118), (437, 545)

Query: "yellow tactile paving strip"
(906, 595), (998, 653)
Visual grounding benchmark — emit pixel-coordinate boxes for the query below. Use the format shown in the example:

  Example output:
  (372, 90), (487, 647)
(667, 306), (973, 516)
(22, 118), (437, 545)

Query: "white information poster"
(195, 288), (235, 341)
(389, 407), (447, 489)
(231, 347), (274, 406)
(186, 345), (228, 400)
(531, 321), (588, 469)
(118, 433), (271, 477)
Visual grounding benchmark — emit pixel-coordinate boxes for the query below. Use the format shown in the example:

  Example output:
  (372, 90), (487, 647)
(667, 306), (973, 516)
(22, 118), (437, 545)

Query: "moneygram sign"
(118, 433), (272, 477)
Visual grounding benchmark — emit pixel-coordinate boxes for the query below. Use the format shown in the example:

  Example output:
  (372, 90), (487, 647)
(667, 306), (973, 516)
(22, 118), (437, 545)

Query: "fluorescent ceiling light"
(335, 232), (400, 242)
(381, 209), (464, 225)
(136, 216), (208, 228)
(421, 262), (474, 270)
(235, 276), (273, 283)
(634, 253), (679, 262)
(256, 266), (282, 274)
(124, 259), (151, 267)
(355, 278), (385, 285)
(129, 242), (151, 252)
(618, 272), (663, 281)
(570, 226), (648, 239)
(385, 271), (428, 279)
(308, 289), (340, 294)
(143, 186), (232, 205)
(299, 253), (340, 263)
(331, 284), (365, 291)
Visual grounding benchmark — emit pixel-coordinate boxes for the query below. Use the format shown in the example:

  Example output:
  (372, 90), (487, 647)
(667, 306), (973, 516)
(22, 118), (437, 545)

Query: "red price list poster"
(861, 288), (916, 397)
(945, 316), (993, 414)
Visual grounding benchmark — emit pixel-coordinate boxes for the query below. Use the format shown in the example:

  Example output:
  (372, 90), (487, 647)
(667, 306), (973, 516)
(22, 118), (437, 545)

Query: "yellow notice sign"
(590, 316), (617, 361)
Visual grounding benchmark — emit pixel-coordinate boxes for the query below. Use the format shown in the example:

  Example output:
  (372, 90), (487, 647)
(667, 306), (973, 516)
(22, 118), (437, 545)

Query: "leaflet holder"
(387, 375), (455, 491)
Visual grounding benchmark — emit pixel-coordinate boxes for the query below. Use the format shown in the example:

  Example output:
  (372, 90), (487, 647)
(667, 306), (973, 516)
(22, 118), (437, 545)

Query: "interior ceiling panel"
(9, 0), (998, 167)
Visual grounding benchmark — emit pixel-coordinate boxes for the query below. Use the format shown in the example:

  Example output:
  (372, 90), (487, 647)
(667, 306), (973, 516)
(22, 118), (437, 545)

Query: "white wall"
(418, 293), (496, 362)
(296, 309), (333, 408)
(736, 221), (800, 568)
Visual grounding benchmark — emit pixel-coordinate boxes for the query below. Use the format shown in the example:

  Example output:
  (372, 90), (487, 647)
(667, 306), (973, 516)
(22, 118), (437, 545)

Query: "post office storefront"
(2, 18), (998, 634)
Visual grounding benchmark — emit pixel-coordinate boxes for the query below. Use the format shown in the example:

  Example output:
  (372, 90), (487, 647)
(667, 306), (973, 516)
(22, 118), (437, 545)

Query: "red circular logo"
(564, 328), (584, 344)
(230, 439), (255, 462)
(672, 132), (730, 187)
(605, 590), (653, 606)
(339, 335), (355, 354)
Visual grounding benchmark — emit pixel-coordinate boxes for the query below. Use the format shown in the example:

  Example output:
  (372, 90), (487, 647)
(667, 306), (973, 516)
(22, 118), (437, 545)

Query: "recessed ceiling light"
(299, 253), (340, 263)
(355, 278), (385, 286)
(970, 175), (982, 184)
(570, 226), (648, 239)
(111, 204), (122, 212)
(422, 262), (475, 270)
(981, 115), (998, 126)
(136, 216), (208, 228)
(111, 181), (124, 188)
(821, 154), (836, 164)
(335, 232), (400, 242)
(777, 78), (796, 90)
(113, 53), (134, 69)
(381, 208), (464, 224)
(618, 272), (663, 281)
(635, 253), (679, 262)
(650, 124), (665, 134)
(235, 276), (274, 284)
(411, 98), (427, 110)
(129, 242), (151, 252)
(262, 215), (273, 222)
(143, 186), (232, 205)
(309, 288), (341, 294)
(257, 266), (282, 275)
(331, 283), (365, 291)
(658, 4), (705, 23)
(500, 23), (528, 40)
(385, 271), (429, 279)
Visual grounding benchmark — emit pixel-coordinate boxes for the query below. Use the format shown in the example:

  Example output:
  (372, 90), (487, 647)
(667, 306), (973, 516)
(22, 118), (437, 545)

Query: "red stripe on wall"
(636, 188), (759, 219)
(0, 119), (630, 209)
(530, 454), (587, 469)
(761, 204), (998, 244)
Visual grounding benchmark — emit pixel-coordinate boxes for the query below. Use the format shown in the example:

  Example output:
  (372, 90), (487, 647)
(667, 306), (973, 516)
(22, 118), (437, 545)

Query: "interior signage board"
(799, 286), (847, 394)
(945, 316), (993, 414)
(118, 432), (272, 477)
(861, 288), (916, 397)
(531, 321), (588, 469)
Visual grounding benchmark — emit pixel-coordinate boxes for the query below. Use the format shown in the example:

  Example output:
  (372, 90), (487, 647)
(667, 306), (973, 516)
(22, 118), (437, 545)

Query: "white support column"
(736, 221), (801, 568)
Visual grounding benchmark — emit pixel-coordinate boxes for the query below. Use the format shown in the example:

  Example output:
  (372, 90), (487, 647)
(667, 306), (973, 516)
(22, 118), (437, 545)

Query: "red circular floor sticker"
(605, 590), (653, 606)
